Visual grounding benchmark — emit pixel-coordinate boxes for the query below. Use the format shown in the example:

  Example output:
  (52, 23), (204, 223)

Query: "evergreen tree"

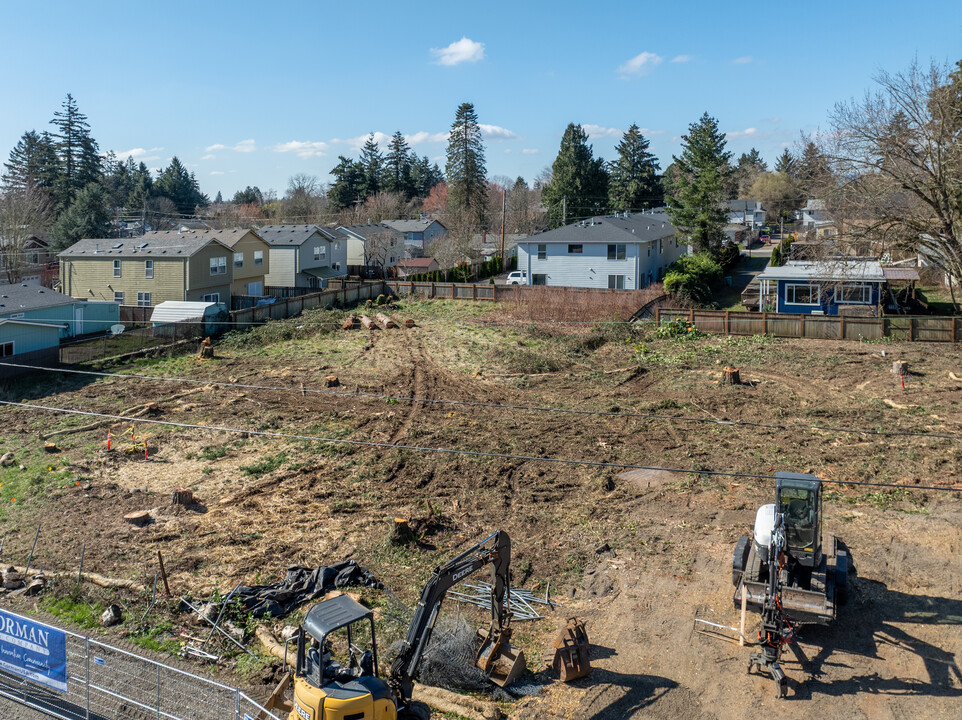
(445, 102), (488, 227)
(383, 131), (413, 198)
(795, 141), (832, 198)
(774, 148), (796, 176)
(3, 130), (60, 191)
(608, 124), (660, 212)
(359, 134), (383, 199)
(542, 123), (609, 228)
(327, 156), (365, 211)
(126, 162), (153, 212)
(154, 157), (208, 214)
(232, 186), (263, 205)
(666, 112), (733, 254)
(732, 147), (767, 198)
(50, 94), (101, 209)
(410, 155), (443, 198)
(214, 191), (223, 204)
(50, 183), (112, 249)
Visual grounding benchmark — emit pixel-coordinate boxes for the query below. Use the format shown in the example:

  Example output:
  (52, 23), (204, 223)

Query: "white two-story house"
(257, 225), (347, 289)
(727, 200), (766, 231)
(515, 211), (687, 289)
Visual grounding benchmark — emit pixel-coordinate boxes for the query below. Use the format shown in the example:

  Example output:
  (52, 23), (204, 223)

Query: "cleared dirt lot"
(0, 298), (959, 718)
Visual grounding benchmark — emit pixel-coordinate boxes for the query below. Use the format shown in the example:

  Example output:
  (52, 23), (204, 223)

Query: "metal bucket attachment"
(476, 628), (526, 687)
(546, 617), (591, 682)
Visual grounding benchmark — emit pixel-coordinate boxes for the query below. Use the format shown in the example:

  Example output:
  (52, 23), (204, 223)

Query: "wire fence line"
(0, 609), (282, 720)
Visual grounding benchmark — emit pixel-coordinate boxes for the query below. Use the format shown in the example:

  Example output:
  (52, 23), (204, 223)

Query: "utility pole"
(562, 195), (567, 226)
(500, 187), (506, 264)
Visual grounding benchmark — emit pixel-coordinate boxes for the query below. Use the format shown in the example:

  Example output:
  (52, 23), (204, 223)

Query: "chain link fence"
(0, 610), (282, 720)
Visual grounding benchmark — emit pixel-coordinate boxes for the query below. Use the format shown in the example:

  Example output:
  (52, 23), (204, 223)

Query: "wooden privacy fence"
(655, 308), (962, 343)
(229, 281), (385, 329)
(385, 280), (497, 300)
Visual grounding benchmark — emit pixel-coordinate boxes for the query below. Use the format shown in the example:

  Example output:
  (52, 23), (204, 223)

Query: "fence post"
(954, 317), (958, 343)
(85, 637), (90, 720)
(725, 310), (730, 335)
(763, 312), (768, 335)
(156, 663), (161, 720)
(235, 690), (241, 720)
(689, 308), (694, 323)
(656, 307), (661, 325)
(839, 314), (846, 340)
(909, 317), (914, 342)
(472, 284), (477, 301)
(800, 313), (805, 338)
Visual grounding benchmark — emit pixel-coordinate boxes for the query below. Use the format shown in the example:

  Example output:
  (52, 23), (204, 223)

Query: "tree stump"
(721, 366), (741, 385)
(389, 518), (414, 545)
(198, 337), (214, 359)
(124, 510), (152, 527)
(43, 442), (59, 453)
(325, 375), (340, 388)
(403, 318), (416, 329)
(342, 315), (357, 330)
(360, 315), (375, 330)
(892, 360), (909, 377)
(171, 488), (194, 507)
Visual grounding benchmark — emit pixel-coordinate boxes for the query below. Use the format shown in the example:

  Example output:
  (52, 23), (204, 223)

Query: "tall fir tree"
(50, 94), (101, 210)
(774, 148), (796, 176)
(410, 155), (443, 198)
(795, 141), (832, 198)
(542, 123), (609, 227)
(382, 131), (413, 198)
(3, 130), (60, 192)
(154, 157), (208, 214)
(666, 112), (733, 254)
(359, 134), (383, 199)
(608, 124), (660, 212)
(50, 182), (112, 249)
(445, 102), (488, 227)
(214, 191), (224, 204)
(327, 156), (365, 211)
(732, 147), (768, 198)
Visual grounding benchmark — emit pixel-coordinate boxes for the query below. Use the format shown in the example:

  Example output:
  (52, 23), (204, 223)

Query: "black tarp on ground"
(234, 560), (382, 617)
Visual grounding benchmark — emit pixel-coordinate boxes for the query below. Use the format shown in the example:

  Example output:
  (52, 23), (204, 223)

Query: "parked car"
(506, 271), (527, 285)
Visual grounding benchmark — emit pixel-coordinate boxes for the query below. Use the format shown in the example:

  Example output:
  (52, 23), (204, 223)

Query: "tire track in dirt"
(390, 335), (428, 445)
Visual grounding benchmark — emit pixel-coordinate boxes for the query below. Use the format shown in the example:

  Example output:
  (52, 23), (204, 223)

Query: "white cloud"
(617, 51), (663, 77)
(201, 154), (216, 160)
(430, 37), (485, 66)
(210, 171), (225, 175)
(504, 148), (511, 154)
(116, 146), (163, 160)
(521, 148), (539, 155)
(583, 124), (623, 139)
(479, 124), (518, 141)
(271, 140), (329, 158)
(406, 131), (449, 145)
(732, 56), (753, 64)
(727, 127), (758, 139)
(205, 140), (256, 153)
(332, 132), (393, 152)
(762, 116), (781, 124)
(671, 55), (693, 63)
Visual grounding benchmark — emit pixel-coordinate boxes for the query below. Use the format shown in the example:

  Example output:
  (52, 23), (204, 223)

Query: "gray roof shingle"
(59, 231), (231, 258)
(256, 224), (339, 246)
(522, 212), (678, 246)
(0, 282), (78, 312)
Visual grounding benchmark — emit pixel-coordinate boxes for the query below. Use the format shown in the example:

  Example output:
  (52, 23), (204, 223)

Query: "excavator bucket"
(546, 617), (591, 682)
(476, 628), (526, 687)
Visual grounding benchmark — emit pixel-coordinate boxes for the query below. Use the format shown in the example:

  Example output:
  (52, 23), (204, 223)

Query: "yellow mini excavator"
(288, 530), (525, 720)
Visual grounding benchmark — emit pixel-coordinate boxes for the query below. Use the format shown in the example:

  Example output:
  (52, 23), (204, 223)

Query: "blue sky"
(2, 0), (960, 199)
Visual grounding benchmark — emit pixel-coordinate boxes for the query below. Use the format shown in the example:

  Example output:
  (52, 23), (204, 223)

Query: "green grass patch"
(240, 451), (288, 476)
(43, 594), (106, 630)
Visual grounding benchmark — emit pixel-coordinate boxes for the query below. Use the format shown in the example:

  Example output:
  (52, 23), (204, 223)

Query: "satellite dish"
(110, 324), (126, 336)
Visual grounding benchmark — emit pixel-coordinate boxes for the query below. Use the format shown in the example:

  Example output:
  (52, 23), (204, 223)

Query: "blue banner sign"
(0, 610), (68, 693)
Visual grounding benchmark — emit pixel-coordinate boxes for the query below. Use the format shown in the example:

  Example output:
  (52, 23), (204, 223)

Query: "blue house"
(757, 260), (886, 315)
(516, 211), (686, 289)
(0, 319), (65, 378)
(0, 282), (119, 338)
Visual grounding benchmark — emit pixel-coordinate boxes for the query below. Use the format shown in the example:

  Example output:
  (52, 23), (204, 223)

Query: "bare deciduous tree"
(0, 186), (54, 283)
(823, 59), (962, 308)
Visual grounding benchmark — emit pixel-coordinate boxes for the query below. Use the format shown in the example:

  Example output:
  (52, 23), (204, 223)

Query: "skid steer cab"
(289, 594), (398, 720)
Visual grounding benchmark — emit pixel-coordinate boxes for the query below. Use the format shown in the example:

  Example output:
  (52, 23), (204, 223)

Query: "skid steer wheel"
(399, 701), (431, 720)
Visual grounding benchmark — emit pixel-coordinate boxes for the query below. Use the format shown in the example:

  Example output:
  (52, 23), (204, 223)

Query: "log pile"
(376, 313), (397, 329)
(359, 315), (375, 330)
(342, 315), (358, 330)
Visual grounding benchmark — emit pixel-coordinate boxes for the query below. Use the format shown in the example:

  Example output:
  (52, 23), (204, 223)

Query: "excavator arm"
(389, 530), (516, 707)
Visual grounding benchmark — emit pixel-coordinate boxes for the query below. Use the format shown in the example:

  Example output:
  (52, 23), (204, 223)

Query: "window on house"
(254, 250), (263, 266)
(532, 274), (547, 286)
(647, 245), (651, 257)
(786, 283), (820, 305)
(313, 246), (325, 261)
(113, 260), (121, 278)
(537, 244), (547, 260)
(145, 260), (153, 278)
(607, 244), (626, 260)
(137, 292), (151, 307)
(113, 291), (124, 304)
(210, 257), (227, 275)
(567, 244), (583, 254)
(202, 293), (220, 303)
(0, 341), (13, 357)
(234, 252), (244, 268)
(608, 275), (625, 290)
(835, 283), (871, 304)
(659, 239), (664, 254)
(10, 313), (24, 319)
(334, 241), (340, 250)
(332, 263), (340, 271)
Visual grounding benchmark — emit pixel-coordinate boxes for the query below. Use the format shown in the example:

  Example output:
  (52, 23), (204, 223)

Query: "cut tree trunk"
(325, 375), (340, 388)
(342, 315), (358, 330)
(892, 361), (909, 377)
(721, 367), (741, 385)
(360, 315), (375, 330)
(376, 313), (397, 329)
(171, 488), (193, 507)
(403, 318), (416, 328)
(389, 518), (414, 545)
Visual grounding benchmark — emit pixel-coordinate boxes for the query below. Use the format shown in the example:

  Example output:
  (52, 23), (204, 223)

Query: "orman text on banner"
(0, 610), (68, 693)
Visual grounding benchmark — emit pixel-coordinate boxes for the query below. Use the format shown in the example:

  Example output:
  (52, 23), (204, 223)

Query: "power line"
(2, 361), (960, 442)
(1, 400), (959, 494)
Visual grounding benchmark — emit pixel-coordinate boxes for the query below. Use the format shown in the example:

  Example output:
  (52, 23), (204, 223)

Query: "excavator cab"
(775, 472), (821, 568)
(290, 594), (397, 720)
